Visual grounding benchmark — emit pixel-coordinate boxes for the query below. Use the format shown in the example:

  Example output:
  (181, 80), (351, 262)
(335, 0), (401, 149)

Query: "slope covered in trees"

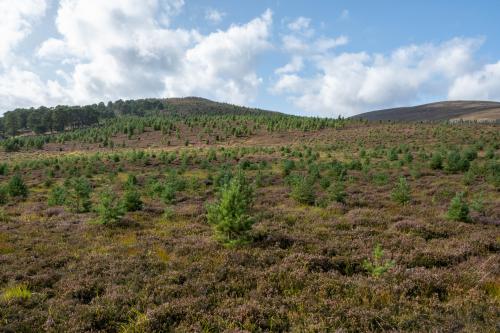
(0, 97), (278, 138)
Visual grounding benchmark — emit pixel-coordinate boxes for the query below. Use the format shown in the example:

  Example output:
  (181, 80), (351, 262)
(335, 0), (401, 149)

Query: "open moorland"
(354, 100), (500, 122)
(0, 99), (499, 332)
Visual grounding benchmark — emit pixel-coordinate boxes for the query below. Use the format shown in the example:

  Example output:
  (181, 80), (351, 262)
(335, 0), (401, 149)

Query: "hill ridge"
(353, 100), (500, 122)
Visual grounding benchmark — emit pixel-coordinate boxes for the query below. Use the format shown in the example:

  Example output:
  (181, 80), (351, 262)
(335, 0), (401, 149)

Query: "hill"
(0, 97), (279, 138)
(161, 97), (279, 116)
(353, 100), (500, 122)
(0, 99), (499, 331)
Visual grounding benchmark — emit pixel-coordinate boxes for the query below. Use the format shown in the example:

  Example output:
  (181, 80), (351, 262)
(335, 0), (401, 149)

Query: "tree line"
(0, 99), (167, 137)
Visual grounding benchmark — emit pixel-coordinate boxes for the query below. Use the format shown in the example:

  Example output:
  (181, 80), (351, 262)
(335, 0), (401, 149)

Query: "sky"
(1, 0), (500, 117)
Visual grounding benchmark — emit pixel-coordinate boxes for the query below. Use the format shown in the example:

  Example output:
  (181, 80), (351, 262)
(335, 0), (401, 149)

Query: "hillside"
(353, 100), (500, 122)
(0, 97), (278, 138)
(161, 97), (279, 116)
(0, 101), (499, 332)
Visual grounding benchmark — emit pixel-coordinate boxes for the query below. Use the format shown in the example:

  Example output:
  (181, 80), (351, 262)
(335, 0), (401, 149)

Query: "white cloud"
(205, 8), (226, 24)
(36, 38), (69, 59)
(448, 61), (500, 100)
(275, 56), (303, 74)
(0, 67), (68, 111)
(287, 17), (312, 36)
(32, 1), (272, 106)
(0, 0), (47, 66)
(163, 9), (272, 104)
(1, 3), (500, 117)
(272, 37), (486, 117)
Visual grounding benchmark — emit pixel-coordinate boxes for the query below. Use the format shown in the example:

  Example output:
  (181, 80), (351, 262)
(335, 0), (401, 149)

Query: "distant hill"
(162, 97), (280, 116)
(0, 97), (279, 137)
(352, 101), (500, 122)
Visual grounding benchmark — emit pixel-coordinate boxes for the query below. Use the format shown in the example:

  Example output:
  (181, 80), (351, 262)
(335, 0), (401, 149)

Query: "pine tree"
(430, 153), (443, 170)
(96, 189), (124, 225)
(447, 192), (470, 222)
(0, 186), (8, 205)
(206, 172), (254, 246)
(122, 187), (143, 212)
(290, 176), (316, 205)
(7, 174), (28, 199)
(66, 177), (92, 213)
(48, 185), (67, 206)
(391, 176), (411, 205)
(328, 181), (347, 204)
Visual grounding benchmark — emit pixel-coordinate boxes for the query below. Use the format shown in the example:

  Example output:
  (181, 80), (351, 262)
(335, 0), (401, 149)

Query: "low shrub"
(2, 284), (31, 301)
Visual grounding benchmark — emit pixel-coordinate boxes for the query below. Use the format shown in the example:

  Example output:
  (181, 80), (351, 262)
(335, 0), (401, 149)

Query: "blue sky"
(1, 0), (500, 117)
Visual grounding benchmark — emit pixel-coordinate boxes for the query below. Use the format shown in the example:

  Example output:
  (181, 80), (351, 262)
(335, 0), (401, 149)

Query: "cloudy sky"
(1, 0), (500, 117)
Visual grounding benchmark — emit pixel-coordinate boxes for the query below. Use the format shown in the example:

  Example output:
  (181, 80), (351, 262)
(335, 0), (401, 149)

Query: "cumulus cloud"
(272, 37), (489, 117)
(30, 0), (272, 107)
(205, 8), (226, 24)
(448, 61), (500, 100)
(0, 0), (53, 111)
(0, 67), (68, 111)
(1, 3), (500, 117)
(163, 9), (272, 104)
(287, 17), (313, 36)
(0, 0), (47, 66)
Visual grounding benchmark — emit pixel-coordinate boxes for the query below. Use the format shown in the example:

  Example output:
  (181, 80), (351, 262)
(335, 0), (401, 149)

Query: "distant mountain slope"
(162, 97), (280, 116)
(352, 101), (500, 122)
